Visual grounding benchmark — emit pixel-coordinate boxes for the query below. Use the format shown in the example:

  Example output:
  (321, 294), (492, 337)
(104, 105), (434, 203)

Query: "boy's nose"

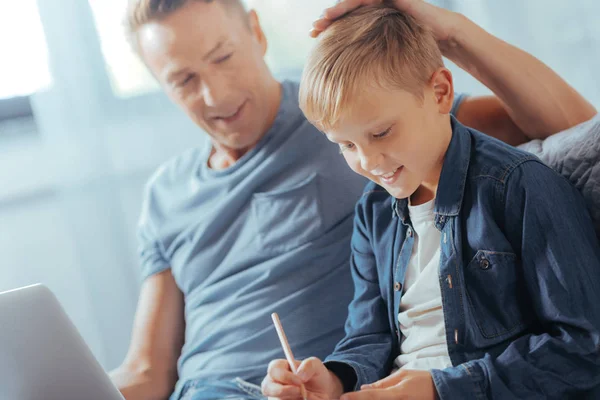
(359, 150), (383, 174)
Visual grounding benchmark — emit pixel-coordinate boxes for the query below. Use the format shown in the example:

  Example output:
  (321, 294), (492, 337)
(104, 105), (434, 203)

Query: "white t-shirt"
(394, 199), (452, 371)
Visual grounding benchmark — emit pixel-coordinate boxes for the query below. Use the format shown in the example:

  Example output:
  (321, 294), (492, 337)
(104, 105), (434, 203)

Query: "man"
(110, 1), (596, 399)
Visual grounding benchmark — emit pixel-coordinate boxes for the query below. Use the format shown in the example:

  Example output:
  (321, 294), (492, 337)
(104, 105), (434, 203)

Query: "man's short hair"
(126, 0), (247, 50)
(299, 4), (444, 131)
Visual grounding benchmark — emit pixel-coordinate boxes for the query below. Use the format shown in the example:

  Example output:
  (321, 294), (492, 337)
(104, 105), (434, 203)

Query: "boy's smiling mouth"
(378, 166), (403, 184)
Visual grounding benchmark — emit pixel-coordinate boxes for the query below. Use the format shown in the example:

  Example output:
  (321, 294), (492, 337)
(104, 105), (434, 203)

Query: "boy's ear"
(430, 67), (454, 114)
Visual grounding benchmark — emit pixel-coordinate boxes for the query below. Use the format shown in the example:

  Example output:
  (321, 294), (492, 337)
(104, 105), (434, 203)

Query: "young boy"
(262, 4), (600, 400)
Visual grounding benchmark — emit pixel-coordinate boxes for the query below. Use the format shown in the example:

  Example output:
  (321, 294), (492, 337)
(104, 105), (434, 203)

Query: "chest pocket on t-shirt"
(250, 173), (323, 253)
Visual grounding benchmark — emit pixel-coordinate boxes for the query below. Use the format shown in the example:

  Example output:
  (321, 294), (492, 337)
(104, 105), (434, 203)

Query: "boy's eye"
(215, 53), (233, 64)
(373, 126), (393, 139)
(339, 143), (355, 154)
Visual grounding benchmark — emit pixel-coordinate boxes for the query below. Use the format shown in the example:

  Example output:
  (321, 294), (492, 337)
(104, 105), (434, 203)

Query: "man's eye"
(178, 74), (195, 87)
(339, 143), (355, 154)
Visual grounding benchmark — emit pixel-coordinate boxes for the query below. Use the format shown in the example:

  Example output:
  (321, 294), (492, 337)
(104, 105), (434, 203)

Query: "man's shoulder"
(145, 146), (206, 193)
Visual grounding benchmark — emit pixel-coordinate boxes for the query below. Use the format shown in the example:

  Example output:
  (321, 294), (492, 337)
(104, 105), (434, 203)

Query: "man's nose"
(200, 74), (230, 108)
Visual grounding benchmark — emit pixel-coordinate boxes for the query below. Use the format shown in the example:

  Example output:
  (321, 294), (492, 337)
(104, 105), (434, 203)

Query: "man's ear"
(430, 67), (454, 114)
(248, 10), (268, 56)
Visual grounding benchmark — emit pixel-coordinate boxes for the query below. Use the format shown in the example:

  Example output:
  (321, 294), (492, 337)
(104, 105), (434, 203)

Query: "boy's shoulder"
(466, 127), (542, 185)
(464, 126), (577, 205)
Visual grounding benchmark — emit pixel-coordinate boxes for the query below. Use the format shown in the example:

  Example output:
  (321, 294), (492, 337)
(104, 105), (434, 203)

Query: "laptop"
(0, 284), (125, 400)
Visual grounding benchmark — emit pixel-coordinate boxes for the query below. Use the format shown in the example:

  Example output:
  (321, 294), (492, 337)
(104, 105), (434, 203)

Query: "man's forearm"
(110, 366), (174, 400)
(446, 15), (597, 139)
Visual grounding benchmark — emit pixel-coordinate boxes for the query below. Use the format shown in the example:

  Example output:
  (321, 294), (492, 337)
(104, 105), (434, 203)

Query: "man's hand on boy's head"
(311, 0), (381, 37)
(311, 0), (462, 53)
(339, 370), (437, 400)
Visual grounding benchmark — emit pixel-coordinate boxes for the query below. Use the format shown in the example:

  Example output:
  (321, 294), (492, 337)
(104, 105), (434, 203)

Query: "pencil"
(271, 313), (308, 400)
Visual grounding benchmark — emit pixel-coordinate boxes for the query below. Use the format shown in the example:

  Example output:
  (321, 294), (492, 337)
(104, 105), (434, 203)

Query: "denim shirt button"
(394, 282), (402, 291)
(480, 258), (491, 269)
(407, 227), (413, 237)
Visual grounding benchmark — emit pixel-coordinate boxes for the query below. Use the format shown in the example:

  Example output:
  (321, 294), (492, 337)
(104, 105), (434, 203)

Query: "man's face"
(325, 79), (453, 200)
(138, 1), (276, 152)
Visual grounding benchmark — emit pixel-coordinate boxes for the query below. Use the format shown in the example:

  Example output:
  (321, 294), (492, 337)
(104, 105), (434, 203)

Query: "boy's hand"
(341, 370), (438, 400)
(261, 358), (345, 400)
(311, 0), (463, 54)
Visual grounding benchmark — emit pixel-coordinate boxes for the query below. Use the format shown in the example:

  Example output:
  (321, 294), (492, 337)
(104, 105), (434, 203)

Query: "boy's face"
(325, 81), (453, 200)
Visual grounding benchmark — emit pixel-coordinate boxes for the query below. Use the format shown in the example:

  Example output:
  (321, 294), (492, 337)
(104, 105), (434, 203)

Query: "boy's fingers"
(266, 359), (303, 386)
(271, 367), (304, 386)
(262, 380), (302, 398)
(361, 370), (405, 390)
(268, 359), (292, 374)
(297, 357), (324, 382)
(342, 388), (399, 400)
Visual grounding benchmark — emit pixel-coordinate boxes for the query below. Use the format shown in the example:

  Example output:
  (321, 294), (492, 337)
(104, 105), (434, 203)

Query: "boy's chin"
(381, 184), (416, 200)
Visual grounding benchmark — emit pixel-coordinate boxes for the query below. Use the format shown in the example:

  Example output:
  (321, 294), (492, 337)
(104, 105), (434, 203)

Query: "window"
(88, 0), (331, 98)
(245, 0), (328, 78)
(0, 0), (51, 135)
(88, 0), (159, 98)
(0, 0), (51, 100)
(88, 0), (600, 107)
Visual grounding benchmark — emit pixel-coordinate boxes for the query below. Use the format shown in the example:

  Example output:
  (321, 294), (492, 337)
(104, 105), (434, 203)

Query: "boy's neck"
(409, 117), (454, 206)
(410, 185), (437, 206)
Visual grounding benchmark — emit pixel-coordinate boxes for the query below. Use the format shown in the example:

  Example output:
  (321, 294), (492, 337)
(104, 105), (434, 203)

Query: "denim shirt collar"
(392, 116), (471, 222)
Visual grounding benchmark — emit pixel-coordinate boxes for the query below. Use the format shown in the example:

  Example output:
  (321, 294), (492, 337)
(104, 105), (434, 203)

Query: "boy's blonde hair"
(299, 5), (444, 131)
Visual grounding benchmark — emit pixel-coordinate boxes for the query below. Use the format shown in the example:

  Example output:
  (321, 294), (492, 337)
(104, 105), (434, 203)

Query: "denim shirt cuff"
(431, 361), (487, 400)
(324, 356), (378, 391)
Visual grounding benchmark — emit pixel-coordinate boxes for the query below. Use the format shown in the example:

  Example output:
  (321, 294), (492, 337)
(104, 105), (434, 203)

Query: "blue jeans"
(174, 378), (265, 400)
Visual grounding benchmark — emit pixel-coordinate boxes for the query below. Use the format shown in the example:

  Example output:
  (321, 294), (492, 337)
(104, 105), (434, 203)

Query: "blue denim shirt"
(325, 117), (600, 399)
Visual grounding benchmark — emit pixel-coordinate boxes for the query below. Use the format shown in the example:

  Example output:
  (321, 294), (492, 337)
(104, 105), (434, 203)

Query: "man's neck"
(208, 79), (282, 170)
(208, 145), (248, 170)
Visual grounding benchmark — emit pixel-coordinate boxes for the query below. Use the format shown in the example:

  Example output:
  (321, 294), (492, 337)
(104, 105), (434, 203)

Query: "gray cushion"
(518, 114), (600, 238)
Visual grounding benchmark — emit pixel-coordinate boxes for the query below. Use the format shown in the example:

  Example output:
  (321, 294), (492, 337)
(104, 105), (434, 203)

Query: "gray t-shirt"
(137, 81), (368, 394)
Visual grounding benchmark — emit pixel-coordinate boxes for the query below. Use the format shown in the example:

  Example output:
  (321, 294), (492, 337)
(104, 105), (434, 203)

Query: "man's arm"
(454, 96), (529, 146)
(448, 14), (597, 142)
(110, 270), (185, 400)
(314, 0), (598, 144)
